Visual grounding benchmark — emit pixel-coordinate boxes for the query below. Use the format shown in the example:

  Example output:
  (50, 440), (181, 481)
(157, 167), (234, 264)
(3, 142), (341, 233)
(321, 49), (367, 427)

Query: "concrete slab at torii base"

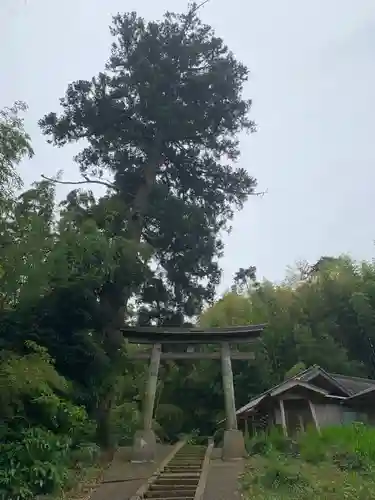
(221, 429), (246, 461)
(131, 429), (157, 463)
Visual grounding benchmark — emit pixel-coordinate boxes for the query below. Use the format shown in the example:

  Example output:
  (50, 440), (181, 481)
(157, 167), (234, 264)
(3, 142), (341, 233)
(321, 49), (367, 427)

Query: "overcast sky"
(1, 0), (375, 290)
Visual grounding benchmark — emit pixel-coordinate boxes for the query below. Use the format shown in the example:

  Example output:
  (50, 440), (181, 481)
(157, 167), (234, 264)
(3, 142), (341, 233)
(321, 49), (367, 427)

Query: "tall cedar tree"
(40, 3), (257, 320)
(40, 5), (257, 443)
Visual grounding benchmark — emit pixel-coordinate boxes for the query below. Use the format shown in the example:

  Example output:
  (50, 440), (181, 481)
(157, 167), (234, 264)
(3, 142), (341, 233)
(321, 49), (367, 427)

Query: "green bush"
(0, 344), (99, 500)
(318, 423), (375, 463)
(246, 423), (375, 470)
(332, 450), (370, 472)
(254, 461), (311, 492)
(247, 428), (300, 457)
(0, 422), (99, 500)
(298, 428), (326, 463)
(242, 425), (375, 500)
(69, 442), (101, 467)
(0, 427), (71, 500)
(246, 432), (272, 456)
(110, 401), (141, 446)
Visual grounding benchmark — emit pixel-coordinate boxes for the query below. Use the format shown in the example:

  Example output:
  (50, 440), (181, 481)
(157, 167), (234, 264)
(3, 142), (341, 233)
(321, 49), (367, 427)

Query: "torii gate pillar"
(221, 341), (246, 460)
(132, 343), (161, 462)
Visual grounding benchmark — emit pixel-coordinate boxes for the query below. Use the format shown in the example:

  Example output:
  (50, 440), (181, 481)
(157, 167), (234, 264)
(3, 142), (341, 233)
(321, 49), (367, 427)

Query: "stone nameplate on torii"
(122, 324), (265, 462)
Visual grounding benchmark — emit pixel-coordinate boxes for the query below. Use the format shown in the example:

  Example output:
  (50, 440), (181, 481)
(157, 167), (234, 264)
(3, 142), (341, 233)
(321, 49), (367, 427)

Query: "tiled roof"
(236, 366), (328, 416)
(235, 366), (375, 417)
(329, 373), (375, 396)
(347, 385), (375, 401)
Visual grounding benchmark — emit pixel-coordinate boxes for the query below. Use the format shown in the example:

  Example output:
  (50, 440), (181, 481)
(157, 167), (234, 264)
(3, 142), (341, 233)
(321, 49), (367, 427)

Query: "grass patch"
(242, 454), (375, 499)
(242, 424), (375, 499)
(55, 463), (104, 500)
(39, 449), (111, 500)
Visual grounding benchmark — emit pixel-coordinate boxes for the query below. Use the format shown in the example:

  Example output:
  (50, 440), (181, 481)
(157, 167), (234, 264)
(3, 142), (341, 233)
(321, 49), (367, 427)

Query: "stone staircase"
(143, 444), (207, 500)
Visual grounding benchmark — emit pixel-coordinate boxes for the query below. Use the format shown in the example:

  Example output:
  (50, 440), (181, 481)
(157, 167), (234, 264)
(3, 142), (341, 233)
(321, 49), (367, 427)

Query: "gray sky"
(1, 0), (375, 289)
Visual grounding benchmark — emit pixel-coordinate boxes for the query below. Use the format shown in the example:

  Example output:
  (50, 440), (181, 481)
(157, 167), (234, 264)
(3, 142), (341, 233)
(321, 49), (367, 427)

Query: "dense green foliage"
(1, 3), (375, 499)
(242, 424), (375, 499)
(163, 256), (375, 438)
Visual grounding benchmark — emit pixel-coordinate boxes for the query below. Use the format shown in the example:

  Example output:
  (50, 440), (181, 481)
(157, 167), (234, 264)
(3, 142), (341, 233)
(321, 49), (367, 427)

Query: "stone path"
(203, 449), (244, 500)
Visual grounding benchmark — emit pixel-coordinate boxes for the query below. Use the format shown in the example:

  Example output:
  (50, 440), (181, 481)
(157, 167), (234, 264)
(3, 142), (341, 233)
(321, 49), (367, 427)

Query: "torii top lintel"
(122, 324), (266, 344)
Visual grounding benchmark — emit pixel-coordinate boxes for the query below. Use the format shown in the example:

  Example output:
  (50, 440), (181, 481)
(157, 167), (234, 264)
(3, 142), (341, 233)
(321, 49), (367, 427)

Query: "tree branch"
(190, 0), (210, 16)
(253, 189), (268, 197)
(181, 0), (211, 37)
(41, 174), (118, 191)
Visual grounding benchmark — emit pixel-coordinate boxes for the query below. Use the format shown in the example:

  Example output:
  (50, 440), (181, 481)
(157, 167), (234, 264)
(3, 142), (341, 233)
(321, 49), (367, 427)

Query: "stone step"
(170, 458), (203, 462)
(150, 484), (196, 491)
(173, 453), (204, 457)
(168, 462), (202, 466)
(157, 477), (199, 485)
(145, 497), (194, 500)
(169, 458), (203, 463)
(145, 491), (196, 499)
(165, 465), (201, 469)
(166, 467), (201, 471)
(161, 473), (201, 478)
(164, 468), (201, 473)
(175, 450), (204, 457)
(170, 460), (203, 464)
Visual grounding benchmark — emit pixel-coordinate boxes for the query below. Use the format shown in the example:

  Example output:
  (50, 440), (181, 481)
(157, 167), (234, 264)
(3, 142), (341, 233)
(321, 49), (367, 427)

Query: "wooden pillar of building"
(279, 398), (288, 436)
(308, 400), (321, 434)
(132, 343), (161, 462)
(221, 342), (246, 460)
(244, 417), (249, 437)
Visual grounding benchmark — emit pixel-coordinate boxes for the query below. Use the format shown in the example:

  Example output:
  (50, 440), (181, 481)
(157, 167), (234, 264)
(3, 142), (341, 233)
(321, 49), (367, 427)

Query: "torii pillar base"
(131, 429), (157, 463)
(222, 429), (246, 461)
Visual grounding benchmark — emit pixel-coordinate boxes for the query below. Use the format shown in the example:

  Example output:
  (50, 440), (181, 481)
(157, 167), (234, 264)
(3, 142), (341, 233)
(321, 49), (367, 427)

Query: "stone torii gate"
(123, 324), (265, 462)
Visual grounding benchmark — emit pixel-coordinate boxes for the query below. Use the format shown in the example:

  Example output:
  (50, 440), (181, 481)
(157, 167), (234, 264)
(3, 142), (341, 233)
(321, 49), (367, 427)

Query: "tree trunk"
(96, 157), (160, 449)
(96, 391), (114, 450)
(127, 159), (159, 242)
(101, 158), (160, 344)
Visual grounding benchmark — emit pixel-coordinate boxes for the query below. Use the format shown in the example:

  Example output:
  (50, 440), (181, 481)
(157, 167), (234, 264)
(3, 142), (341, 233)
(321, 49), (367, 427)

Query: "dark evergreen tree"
(39, 3), (258, 445)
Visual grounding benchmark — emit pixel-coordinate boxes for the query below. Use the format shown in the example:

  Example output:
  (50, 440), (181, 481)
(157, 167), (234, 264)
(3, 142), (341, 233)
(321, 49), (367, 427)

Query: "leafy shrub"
(69, 443), (101, 468)
(180, 429), (201, 445)
(254, 461), (311, 491)
(0, 343), (68, 422)
(319, 423), (375, 463)
(246, 432), (271, 456)
(0, 343), (99, 500)
(300, 444), (326, 464)
(247, 428), (299, 457)
(298, 429), (326, 463)
(155, 403), (186, 442)
(332, 450), (370, 472)
(0, 427), (71, 500)
(246, 424), (375, 470)
(110, 401), (141, 446)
